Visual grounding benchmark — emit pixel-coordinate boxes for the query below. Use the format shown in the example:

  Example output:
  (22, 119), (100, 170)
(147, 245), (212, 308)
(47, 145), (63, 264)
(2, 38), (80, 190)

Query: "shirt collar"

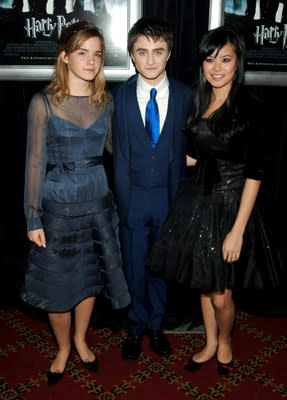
(137, 72), (169, 96)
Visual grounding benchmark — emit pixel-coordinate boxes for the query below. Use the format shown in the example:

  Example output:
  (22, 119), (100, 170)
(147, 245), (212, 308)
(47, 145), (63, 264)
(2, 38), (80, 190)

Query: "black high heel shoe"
(47, 349), (72, 386)
(73, 343), (98, 372)
(217, 359), (234, 376)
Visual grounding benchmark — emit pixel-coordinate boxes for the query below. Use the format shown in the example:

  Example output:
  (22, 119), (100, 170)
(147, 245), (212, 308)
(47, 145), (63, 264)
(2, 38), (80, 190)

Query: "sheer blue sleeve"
(24, 92), (48, 232)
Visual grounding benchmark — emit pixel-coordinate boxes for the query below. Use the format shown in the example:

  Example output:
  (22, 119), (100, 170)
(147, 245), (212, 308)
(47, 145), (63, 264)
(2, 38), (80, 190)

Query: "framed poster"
(0, 0), (142, 81)
(209, 0), (287, 86)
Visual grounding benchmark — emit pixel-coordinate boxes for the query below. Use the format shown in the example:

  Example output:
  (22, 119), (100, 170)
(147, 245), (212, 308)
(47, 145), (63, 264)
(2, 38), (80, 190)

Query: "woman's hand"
(186, 155), (197, 166)
(27, 229), (46, 248)
(222, 178), (261, 264)
(222, 229), (243, 263)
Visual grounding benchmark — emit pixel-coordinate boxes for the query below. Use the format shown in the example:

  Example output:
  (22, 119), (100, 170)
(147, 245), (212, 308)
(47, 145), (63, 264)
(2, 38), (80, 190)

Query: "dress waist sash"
(47, 156), (103, 173)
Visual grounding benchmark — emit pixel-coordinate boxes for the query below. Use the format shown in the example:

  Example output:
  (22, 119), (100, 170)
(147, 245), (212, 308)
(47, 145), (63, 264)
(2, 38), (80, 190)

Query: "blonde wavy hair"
(46, 20), (110, 106)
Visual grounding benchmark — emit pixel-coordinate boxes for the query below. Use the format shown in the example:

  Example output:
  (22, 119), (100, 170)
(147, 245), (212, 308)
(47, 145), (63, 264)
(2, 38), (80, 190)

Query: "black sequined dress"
(147, 101), (279, 292)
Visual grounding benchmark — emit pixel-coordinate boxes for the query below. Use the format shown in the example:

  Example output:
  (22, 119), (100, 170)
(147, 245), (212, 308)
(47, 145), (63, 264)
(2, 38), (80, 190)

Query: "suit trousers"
(120, 186), (169, 336)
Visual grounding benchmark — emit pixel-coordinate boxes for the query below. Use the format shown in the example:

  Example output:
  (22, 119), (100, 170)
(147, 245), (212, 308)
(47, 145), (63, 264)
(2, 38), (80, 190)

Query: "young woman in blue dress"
(22, 21), (130, 385)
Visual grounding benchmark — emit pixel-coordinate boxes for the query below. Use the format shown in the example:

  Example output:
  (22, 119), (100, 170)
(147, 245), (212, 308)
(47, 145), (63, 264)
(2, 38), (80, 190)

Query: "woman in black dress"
(147, 26), (279, 375)
(21, 21), (130, 385)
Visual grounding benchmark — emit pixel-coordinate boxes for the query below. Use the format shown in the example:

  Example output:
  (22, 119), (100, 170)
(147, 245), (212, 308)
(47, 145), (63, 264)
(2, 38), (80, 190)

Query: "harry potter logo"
(24, 16), (79, 39)
(254, 25), (287, 50)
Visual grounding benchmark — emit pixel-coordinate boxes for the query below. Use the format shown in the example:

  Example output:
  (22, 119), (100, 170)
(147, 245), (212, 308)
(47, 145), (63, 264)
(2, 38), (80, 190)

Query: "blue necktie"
(145, 88), (160, 148)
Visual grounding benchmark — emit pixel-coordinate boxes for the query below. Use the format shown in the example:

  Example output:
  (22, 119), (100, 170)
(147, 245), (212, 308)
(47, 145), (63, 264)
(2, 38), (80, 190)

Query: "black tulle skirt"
(147, 179), (280, 292)
(20, 192), (130, 312)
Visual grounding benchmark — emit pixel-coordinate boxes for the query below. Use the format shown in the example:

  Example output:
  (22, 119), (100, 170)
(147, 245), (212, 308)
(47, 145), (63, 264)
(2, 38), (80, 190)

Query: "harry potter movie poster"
(0, 0), (140, 80)
(224, 0), (287, 72)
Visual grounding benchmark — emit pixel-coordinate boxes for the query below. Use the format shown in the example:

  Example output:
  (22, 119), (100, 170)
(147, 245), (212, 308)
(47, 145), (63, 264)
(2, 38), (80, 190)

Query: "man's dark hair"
(128, 16), (174, 54)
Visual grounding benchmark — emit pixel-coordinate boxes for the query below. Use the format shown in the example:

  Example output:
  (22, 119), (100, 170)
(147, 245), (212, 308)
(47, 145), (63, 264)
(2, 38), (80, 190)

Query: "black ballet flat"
(47, 350), (72, 386)
(73, 343), (99, 372)
(80, 356), (99, 372)
(184, 354), (216, 372)
(217, 359), (234, 376)
(184, 357), (205, 372)
(47, 369), (65, 386)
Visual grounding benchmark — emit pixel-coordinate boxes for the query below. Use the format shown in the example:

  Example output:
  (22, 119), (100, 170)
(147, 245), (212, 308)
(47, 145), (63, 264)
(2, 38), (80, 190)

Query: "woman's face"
(61, 36), (103, 84)
(202, 41), (237, 92)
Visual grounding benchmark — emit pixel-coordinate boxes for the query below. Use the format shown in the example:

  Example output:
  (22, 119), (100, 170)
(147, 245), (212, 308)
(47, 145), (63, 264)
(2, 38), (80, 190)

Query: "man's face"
(131, 35), (171, 86)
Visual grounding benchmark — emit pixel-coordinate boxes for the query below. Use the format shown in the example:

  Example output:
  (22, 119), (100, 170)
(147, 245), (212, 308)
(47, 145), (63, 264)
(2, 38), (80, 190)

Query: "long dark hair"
(187, 26), (246, 138)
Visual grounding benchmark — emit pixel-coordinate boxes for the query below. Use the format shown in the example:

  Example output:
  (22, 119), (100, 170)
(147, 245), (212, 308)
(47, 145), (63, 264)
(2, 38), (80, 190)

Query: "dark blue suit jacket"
(112, 74), (194, 224)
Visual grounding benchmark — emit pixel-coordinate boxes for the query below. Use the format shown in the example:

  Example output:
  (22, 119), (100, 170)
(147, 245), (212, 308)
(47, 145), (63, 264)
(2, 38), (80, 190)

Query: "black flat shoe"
(184, 357), (204, 372)
(121, 333), (143, 361)
(80, 356), (99, 372)
(47, 350), (72, 386)
(217, 359), (234, 376)
(184, 354), (215, 372)
(47, 369), (65, 386)
(73, 343), (99, 372)
(149, 330), (171, 358)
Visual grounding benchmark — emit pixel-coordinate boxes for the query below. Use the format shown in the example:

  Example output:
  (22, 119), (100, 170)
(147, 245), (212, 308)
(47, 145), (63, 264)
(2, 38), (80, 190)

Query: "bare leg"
(193, 293), (218, 362)
(73, 296), (96, 362)
(212, 289), (234, 363)
(48, 311), (71, 372)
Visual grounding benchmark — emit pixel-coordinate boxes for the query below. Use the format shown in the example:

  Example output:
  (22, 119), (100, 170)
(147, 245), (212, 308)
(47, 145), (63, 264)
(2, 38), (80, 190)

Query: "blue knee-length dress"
(21, 91), (130, 312)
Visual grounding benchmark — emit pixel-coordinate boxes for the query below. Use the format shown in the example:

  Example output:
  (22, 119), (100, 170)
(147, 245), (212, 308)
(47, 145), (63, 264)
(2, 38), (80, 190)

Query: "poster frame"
(0, 0), (142, 81)
(209, 0), (287, 86)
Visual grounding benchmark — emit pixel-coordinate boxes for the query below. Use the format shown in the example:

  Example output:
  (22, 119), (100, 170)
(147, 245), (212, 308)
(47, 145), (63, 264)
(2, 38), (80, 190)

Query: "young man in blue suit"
(113, 17), (194, 361)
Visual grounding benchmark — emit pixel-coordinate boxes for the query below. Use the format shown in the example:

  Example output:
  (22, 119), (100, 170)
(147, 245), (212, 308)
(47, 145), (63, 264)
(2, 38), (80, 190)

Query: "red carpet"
(1, 307), (287, 399)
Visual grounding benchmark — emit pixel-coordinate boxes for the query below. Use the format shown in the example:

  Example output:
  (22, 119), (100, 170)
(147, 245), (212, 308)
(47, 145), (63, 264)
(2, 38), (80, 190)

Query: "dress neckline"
(69, 94), (89, 98)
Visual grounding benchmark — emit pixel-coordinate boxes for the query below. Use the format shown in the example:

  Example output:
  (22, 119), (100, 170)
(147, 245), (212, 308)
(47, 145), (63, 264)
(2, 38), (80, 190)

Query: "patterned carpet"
(1, 307), (287, 400)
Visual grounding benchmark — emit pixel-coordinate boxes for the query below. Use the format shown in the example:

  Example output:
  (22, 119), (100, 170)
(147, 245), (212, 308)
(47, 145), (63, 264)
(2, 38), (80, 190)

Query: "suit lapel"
(167, 78), (176, 162)
(154, 79), (177, 164)
(155, 82), (174, 150)
(126, 81), (151, 146)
